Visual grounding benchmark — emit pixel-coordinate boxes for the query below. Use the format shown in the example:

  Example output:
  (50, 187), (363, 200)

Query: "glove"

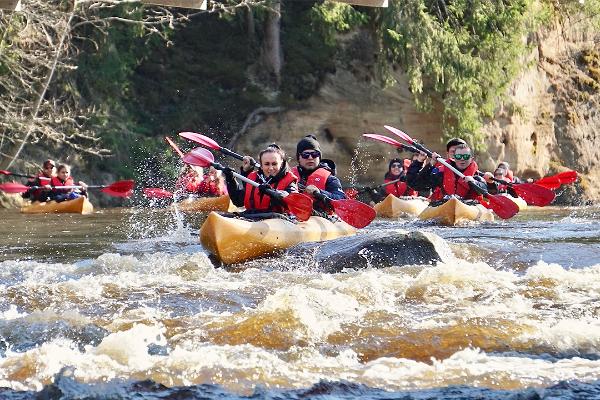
(223, 167), (235, 180)
(258, 183), (271, 194)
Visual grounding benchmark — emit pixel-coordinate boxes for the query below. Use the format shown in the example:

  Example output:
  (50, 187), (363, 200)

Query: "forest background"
(1, 0), (599, 206)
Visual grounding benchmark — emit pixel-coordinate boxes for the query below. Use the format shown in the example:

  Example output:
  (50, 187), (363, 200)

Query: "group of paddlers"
(22, 159), (88, 203)
(361, 137), (525, 204)
(176, 134), (525, 218)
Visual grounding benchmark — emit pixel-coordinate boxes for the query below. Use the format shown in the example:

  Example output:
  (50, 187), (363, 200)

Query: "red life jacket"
(431, 160), (479, 201)
(440, 161), (479, 199)
(50, 176), (75, 193)
(197, 176), (224, 196)
(384, 178), (417, 197)
(291, 166), (330, 190)
(176, 172), (202, 193)
(29, 172), (52, 201)
(243, 171), (297, 212)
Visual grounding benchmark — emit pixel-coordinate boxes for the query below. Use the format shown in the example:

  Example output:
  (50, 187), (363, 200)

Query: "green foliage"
(377, 0), (544, 150)
(280, 1), (367, 101)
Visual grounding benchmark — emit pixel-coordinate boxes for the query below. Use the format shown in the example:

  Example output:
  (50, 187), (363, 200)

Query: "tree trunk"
(261, 0), (282, 88)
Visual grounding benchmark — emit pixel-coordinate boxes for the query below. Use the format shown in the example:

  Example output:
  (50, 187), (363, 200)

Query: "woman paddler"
(224, 144), (299, 215)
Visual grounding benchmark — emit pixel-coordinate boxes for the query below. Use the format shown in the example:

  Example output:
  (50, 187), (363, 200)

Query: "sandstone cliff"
(236, 21), (600, 204)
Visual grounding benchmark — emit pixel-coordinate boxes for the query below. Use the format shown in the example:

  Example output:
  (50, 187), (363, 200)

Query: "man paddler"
(291, 135), (346, 214)
(407, 143), (487, 202)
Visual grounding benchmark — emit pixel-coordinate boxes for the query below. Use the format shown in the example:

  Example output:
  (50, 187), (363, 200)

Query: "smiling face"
(260, 152), (283, 177)
(453, 146), (473, 170)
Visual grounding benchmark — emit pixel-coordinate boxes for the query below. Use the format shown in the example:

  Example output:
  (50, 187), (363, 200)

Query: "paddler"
(50, 164), (88, 202)
(407, 143), (487, 202)
(224, 144), (298, 215)
(23, 159), (55, 202)
(291, 135), (346, 216)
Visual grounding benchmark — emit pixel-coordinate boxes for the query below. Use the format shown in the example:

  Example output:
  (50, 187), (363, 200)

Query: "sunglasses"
(300, 151), (321, 159)
(390, 163), (402, 168)
(44, 165), (55, 169)
(454, 153), (472, 160)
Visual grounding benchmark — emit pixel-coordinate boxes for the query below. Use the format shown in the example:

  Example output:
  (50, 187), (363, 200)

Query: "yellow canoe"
(418, 197), (493, 226)
(373, 194), (429, 218)
(200, 211), (357, 264)
(501, 193), (527, 210)
(20, 196), (94, 215)
(174, 195), (237, 212)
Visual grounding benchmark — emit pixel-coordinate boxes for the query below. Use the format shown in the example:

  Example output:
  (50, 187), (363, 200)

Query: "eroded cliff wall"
(237, 21), (600, 204)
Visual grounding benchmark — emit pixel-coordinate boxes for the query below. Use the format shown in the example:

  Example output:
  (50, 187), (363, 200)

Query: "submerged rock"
(0, 192), (23, 209)
(286, 229), (450, 273)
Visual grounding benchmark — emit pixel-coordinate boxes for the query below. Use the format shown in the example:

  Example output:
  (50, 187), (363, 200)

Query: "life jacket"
(243, 170), (297, 212)
(50, 176), (75, 193)
(431, 161), (479, 200)
(291, 166), (330, 190)
(292, 166), (334, 213)
(29, 172), (52, 201)
(176, 172), (202, 193)
(384, 176), (417, 197)
(197, 176), (224, 196)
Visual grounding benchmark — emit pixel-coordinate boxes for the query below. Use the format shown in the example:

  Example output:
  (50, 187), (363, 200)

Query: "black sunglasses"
(300, 151), (321, 159)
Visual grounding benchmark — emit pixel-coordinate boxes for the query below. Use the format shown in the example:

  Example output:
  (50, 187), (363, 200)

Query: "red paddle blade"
(283, 193), (314, 222)
(557, 170), (578, 184)
(383, 125), (415, 144)
(179, 132), (221, 151)
(165, 137), (185, 158)
(0, 182), (29, 193)
(487, 194), (520, 219)
(534, 177), (561, 190)
(101, 180), (135, 198)
(0, 170), (13, 175)
(362, 133), (404, 148)
(330, 199), (376, 228)
(183, 147), (214, 167)
(512, 183), (555, 206)
(143, 188), (173, 199)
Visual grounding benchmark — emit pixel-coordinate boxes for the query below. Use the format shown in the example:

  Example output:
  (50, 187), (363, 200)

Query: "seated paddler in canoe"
(174, 165), (234, 212)
(21, 163), (93, 214)
(407, 142), (494, 225)
(482, 166), (528, 210)
(21, 159), (56, 203)
(200, 143), (357, 264)
(372, 157), (429, 218)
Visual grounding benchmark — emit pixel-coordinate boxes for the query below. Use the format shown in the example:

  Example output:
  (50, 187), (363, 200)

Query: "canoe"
(418, 197), (493, 226)
(501, 193), (527, 210)
(373, 194), (429, 218)
(174, 195), (237, 212)
(20, 196), (94, 215)
(200, 211), (357, 264)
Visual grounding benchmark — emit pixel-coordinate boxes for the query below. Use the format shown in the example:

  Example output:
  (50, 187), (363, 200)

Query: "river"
(0, 204), (599, 399)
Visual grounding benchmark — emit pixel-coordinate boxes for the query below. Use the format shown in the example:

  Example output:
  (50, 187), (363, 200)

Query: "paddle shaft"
(0, 170), (36, 178)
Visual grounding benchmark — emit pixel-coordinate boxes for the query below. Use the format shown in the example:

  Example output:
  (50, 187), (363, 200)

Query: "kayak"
(418, 197), (493, 226)
(373, 194), (429, 218)
(20, 196), (94, 215)
(174, 195), (237, 212)
(200, 211), (357, 264)
(501, 193), (528, 210)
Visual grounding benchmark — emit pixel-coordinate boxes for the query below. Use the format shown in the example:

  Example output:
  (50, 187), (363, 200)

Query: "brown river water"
(0, 204), (599, 399)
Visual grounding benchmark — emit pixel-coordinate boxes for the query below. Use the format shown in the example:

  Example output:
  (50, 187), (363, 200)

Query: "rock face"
(0, 193), (24, 209)
(237, 23), (600, 204)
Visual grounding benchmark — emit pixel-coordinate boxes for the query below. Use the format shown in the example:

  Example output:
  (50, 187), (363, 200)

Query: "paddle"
(179, 132), (374, 228)
(182, 147), (314, 222)
(0, 180), (135, 198)
(179, 131), (261, 169)
(369, 130), (554, 207)
(0, 170), (36, 179)
(298, 184), (375, 229)
(143, 188), (173, 199)
(382, 125), (520, 219)
(535, 171), (578, 189)
(477, 173), (555, 206)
